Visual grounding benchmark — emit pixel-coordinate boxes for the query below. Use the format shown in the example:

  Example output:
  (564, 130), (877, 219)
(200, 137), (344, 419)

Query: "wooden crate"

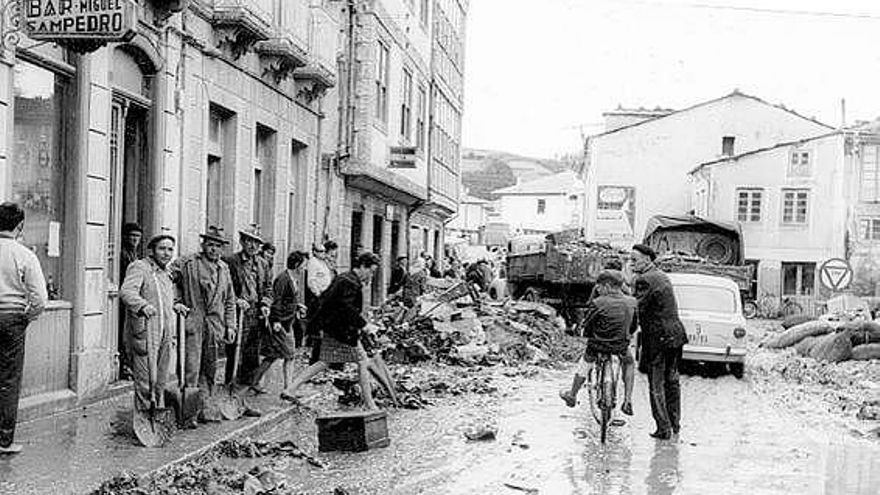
(316, 410), (390, 452)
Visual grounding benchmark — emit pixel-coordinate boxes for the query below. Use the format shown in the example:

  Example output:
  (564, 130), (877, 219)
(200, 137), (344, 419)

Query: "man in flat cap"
(630, 243), (688, 440)
(173, 226), (237, 424)
(224, 226), (273, 414)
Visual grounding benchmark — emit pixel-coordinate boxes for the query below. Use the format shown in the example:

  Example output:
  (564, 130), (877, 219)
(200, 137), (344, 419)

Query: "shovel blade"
(218, 394), (244, 420)
(182, 386), (202, 425)
(132, 408), (174, 447)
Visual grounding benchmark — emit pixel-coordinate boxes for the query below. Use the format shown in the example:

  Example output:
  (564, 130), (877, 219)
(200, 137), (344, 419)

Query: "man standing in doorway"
(120, 234), (185, 415)
(0, 203), (48, 454)
(631, 244), (688, 440)
(388, 255), (408, 296)
(224, 226), (273, 415)
(119, 222), (143, 380)
(174, 226), (237, 424)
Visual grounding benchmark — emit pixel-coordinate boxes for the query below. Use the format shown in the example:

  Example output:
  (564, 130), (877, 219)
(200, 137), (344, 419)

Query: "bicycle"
(743, 294), (803, 319)
(586, 352), (621, 444)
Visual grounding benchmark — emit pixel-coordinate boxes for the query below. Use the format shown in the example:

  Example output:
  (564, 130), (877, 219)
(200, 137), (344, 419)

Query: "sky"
(463, 0), (880, 159)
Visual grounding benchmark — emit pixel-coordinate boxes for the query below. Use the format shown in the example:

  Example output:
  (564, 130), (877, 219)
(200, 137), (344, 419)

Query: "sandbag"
(849, 321), (880, 346)
(782, 314), (815, 330)
(851, 343), (880, 361)
(794, 336), (819, 357)
(763, 320), (832, 349)
(808, 332), (853, 363)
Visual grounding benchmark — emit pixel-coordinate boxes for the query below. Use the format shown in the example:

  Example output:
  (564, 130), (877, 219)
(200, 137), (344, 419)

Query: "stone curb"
(145, 392), (322, 478)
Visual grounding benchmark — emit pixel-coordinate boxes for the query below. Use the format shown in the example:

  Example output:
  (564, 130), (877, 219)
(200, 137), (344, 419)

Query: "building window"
(416, 85), (427, 151)
(782, 262), (815, 296)
(207, 106), (233, 231)
(537, 199), (546, 215)
(860, 145), (880, 202)
(736, 188), (762, 222)
(12, 60), (70, 296)
(781, 189), (809, 224)
(722, 136), (735, 156)
(860, 217), (880, 241)
(400, 70), (413, 141)
(254, 125), (276, 229)
(789, 149), (811, 177)
(375, 41), (389, 123)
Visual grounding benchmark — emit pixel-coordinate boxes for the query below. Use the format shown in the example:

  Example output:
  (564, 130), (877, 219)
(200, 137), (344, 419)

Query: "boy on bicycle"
(560, 270), (638, 416)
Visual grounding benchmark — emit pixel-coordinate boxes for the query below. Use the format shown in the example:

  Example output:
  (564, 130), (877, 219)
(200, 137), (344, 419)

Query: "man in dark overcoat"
(631, 244), (688, 440)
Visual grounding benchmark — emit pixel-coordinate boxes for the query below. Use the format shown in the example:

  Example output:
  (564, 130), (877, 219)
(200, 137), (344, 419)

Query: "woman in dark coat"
(286, 253), (382, 409)
(251, 251), (308, 400)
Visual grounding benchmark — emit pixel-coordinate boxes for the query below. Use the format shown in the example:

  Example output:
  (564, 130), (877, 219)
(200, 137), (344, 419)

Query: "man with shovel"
(174, 227), (238, 424)
(120, 234), (186, 445)
(225, 225), (274, 417)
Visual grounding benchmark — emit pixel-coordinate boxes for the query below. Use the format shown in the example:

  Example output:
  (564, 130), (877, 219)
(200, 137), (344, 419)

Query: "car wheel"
(729, 363), (744, 379)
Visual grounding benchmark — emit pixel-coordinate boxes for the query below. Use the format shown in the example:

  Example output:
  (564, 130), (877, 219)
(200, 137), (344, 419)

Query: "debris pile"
(372, 295), (580, 369)
(91, 439), (327, 495)
(761, 319), (880, 363)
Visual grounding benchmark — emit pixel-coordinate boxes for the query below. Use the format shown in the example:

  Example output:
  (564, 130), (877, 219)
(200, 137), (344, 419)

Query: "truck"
(642, 214), (754, 299)
(505, 229), (628, 325)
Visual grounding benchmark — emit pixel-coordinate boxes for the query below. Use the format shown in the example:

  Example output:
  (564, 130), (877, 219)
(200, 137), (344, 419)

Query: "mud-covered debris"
(215, 438), (327, 469)
(857, 400), (880, 421)
(464, 425), (498, 441)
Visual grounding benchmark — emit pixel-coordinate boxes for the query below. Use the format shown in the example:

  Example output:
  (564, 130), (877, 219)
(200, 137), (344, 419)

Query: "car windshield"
(673, 285), (737, 314)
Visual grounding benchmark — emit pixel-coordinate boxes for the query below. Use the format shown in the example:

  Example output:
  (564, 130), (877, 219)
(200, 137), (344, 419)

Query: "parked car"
(663, 272), (748, 378)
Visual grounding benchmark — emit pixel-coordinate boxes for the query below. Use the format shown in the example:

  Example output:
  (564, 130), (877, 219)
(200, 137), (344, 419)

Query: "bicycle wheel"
(599, 361), (611, 444)
(781, 300), (803, 317)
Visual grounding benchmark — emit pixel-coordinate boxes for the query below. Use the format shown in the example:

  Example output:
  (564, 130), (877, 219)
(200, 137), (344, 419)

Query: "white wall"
(499, 194), (579, 232)
(586, 93), (833, 245)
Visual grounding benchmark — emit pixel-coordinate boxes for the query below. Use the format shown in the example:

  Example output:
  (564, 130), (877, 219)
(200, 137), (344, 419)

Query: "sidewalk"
(0, 363), (310, 495)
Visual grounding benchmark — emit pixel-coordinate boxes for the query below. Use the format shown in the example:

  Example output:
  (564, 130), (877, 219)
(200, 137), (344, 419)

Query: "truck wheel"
(729, 363), (745, 379)
(522, 288), (541, 302)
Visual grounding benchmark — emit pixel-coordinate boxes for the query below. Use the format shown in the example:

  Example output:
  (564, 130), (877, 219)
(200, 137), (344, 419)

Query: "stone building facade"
(0, 0), (338, 418)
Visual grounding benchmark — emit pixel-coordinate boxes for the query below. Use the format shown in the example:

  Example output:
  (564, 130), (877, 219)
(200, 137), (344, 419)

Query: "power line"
(578, 0), (880, 21)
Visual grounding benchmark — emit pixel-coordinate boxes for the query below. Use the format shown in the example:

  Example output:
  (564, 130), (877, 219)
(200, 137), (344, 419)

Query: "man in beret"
(631, 243), (688, 440)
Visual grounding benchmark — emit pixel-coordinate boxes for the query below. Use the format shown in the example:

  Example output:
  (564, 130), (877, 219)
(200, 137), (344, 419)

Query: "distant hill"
(461, 148), (575, 200)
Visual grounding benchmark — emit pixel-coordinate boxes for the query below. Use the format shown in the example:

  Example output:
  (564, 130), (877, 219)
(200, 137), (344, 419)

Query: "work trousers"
(130, 325), (172, 411)
(0, 312), (29, 448)
(648, 346), (682, 435)
(182, 321), (221, 391)
(226, 308), (262, 386)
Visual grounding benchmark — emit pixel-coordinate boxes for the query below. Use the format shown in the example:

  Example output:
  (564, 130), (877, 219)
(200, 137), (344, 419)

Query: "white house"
(447, 193), (491, 243)
(581, 91), (834, 247)
(492, 171), (584, 234)
(690, 129), (880, 306)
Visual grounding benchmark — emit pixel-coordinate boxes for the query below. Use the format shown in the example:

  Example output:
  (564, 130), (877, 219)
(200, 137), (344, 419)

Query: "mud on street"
(90, 356), (880, 495)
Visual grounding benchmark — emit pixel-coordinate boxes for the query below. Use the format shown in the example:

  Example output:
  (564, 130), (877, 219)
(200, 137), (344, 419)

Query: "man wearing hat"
(120, 234), (186, 415)
(119, 222), (144, 379)
(224, 226), (273, 411)
(631, 243), (688, 440)
(174, 226), (237, 423)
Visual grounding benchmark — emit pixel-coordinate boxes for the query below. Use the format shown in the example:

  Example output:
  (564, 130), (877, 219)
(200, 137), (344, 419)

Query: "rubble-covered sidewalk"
(747, 318), (880, 439)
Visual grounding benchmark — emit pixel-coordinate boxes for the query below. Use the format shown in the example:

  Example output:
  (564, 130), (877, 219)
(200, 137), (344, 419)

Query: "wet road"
(238, 366), (880, 495)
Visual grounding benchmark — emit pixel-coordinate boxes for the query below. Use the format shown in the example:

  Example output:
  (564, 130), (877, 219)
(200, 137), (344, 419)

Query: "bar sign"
(389, 146), (417, 168)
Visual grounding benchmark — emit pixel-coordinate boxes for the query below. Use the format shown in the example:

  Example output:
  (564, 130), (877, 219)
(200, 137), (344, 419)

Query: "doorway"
(372, 214), (384, 304)
(108, 45), (157, 381)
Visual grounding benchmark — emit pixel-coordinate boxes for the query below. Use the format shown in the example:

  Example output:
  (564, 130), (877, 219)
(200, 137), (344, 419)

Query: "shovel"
(218, 311), (245, 420)
(165, 314), (202, 427)
(133, 310), (174, 447)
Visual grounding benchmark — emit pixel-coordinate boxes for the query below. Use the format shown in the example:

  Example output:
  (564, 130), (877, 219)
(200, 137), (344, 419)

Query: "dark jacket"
(269, 270), (301, 325)
(224, 252), (273, 310)
(583, 293), (638, 355)
(633, 265), (688, 362)
(389, 265), (407, 294)
(308, 271), (366, 346)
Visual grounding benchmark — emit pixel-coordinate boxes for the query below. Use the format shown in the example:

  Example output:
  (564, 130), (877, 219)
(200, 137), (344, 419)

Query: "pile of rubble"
(370, 291), (580, 369)
(751, 315), (880, 434)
